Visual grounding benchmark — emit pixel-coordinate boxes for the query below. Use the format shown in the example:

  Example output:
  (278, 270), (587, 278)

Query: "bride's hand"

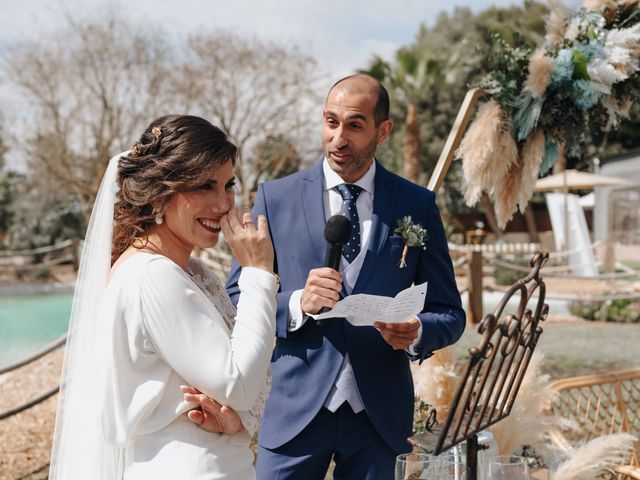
(181, 386), (243, 434)
(221, 208), (274, 273)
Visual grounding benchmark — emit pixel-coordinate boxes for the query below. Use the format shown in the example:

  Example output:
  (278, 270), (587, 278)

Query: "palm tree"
(367, 50), (439, 184)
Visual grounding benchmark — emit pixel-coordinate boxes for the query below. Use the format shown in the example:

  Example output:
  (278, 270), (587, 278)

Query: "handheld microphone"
(318, 215), (352, 318)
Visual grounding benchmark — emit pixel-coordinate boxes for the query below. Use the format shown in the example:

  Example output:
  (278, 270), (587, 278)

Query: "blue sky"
(1, 0), (530, 77)
(5, 0), (582, 169)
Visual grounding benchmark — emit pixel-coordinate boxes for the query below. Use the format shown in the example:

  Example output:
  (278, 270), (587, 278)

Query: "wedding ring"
(242, 221), (254, 227)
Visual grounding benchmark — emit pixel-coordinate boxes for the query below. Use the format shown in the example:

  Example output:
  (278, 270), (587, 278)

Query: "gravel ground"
(450, 315), (640, 379)
(0, 351), (62, 480)
(1, 316), (638, 479)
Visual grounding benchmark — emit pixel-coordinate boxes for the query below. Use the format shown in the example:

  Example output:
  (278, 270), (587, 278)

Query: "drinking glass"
(437, 453), (468, 479)
(488, 455), (529, 479)
(395, 453), (441, 480)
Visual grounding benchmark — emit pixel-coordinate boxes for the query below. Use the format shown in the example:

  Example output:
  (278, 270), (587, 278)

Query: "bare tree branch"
(5, 13), (175, 216)
(175, 32), (322, 204)
(4, 13), (323, 219)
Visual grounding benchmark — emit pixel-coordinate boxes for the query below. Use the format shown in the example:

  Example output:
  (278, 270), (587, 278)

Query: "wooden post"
(427, 88), (486, 325)
(480, 192), (503, 239)
(524, 204), (540, 244)
(467, 250), (483, 325)
(604, 237), (615, 285)
(427, 88), (485, 193)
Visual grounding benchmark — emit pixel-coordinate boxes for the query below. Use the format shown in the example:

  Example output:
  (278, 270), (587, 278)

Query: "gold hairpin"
(130, 145), (140, 156)
(151, 127), (162, 139)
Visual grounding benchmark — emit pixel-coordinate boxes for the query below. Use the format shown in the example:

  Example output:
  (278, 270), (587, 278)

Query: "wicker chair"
(549, 367), (640, 480)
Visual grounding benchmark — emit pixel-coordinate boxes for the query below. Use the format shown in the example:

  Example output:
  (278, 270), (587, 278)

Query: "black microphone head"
(324, 214), (352, 245)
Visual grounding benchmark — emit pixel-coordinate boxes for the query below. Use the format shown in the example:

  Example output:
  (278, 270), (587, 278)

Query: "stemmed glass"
(434, 452), (468, 479)
(395, 452), (470, 480)
(395, 453), (441, 479)
(488, 455), (529, 479)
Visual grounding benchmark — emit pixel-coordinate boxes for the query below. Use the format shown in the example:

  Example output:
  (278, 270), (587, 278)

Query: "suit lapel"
(301, 161), (326, 263)
(353, 162), (398, 293)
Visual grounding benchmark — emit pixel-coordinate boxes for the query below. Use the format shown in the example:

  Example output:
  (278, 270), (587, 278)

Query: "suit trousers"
(255, 403), (397, 480)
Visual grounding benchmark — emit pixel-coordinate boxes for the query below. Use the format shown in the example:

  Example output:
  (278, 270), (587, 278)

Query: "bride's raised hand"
(181, 386), (243, 434)
(221, 208), (274, 273)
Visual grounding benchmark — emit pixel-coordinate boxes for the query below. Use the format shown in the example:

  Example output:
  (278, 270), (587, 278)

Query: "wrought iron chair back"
(409, 252), (549, 475)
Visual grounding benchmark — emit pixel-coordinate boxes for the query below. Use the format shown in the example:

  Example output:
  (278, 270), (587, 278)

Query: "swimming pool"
(0, 289), (569, 369)
(0, 293), (72, 368)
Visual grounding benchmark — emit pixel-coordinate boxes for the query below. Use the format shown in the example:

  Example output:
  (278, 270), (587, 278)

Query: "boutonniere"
(394, 216), (427, 268)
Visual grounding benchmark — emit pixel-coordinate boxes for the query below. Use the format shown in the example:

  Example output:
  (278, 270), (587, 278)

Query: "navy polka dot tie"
(335, 184), (363, 263)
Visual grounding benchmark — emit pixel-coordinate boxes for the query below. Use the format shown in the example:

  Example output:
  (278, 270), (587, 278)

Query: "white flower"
(587, 58), (627, 91)
(604, 24), (640, 74)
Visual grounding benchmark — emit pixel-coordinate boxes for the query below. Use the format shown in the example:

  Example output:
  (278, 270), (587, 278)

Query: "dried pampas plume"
(552, 433), (637, 480)
(459, 100), (510, 206)
(545, 0), (568, 47)
(588, 59), (627, 92)
(492, 133), (521, 229)
(490, 352), (570, 458)
(525, 50), (554, 97)
(605, 24), (640, 77)
(582, 0), (617, 11)
(517, 130), (545, 212)
(411, 348), (457, 423)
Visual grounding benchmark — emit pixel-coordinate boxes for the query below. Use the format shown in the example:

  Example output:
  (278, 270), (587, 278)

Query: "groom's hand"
(181, 386), (243, 434)
(300, 268), (342, 315)
(374, 317), (421, 350)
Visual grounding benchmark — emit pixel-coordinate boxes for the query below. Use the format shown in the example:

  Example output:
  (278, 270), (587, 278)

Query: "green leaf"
(571, 49), (590, 81)
(540, 137), (559, 175)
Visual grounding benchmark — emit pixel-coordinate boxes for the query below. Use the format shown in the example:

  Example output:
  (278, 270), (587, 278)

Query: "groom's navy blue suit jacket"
(226, 160), (465, 454)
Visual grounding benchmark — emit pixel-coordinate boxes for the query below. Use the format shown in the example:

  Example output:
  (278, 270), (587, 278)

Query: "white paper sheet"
(309, 282), (428, 327)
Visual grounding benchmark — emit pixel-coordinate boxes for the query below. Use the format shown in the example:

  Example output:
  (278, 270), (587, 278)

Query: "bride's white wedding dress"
(98, 252), (277, 479)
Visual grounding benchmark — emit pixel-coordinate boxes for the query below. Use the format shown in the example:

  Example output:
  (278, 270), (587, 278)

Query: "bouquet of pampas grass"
(459, 100), (518, 208)
(490, 352), (572, 458)
(494, 156), (523, 229)
(551, 433), (637, 480)
(493, 128), (544, 229)
(517, 129), (545, 211)
(461, 0), (640, 228)
(411, 348), (458, 424)
(526, 50), (555, 97)
(582, 0), (619, 11)
(545, 0), (568, 47)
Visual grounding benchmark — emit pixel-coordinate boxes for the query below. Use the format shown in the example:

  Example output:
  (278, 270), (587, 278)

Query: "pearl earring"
(154, 213), (164, 225)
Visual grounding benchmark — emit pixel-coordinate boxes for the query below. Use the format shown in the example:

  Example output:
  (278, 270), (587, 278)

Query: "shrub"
(569, 298), (640, 323)
(568, 300), (604, 321)
(493, 254), (530, 286)
(605, 300), (640, 323)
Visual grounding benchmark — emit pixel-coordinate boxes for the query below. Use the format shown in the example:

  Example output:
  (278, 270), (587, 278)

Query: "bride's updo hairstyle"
(112, 114), (237, 264)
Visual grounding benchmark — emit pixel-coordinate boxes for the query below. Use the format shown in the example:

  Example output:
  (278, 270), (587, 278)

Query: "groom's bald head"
(326, 74), (390, 126)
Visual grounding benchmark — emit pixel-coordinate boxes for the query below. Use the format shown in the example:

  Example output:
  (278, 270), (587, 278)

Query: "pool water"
(0, 290), (568, 369)
(0, 293), (72, 368)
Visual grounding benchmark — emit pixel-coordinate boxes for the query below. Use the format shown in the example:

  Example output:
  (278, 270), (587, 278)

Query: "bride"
(49, 115), (278, 479)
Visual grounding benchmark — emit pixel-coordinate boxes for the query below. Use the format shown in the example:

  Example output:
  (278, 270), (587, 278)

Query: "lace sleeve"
(188, 257), (273, 436)
(237, 369), (271, 437)
(140, 258), (277, 411)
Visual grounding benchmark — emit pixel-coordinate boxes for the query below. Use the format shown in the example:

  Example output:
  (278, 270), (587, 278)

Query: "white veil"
(49, 152), (128, 479)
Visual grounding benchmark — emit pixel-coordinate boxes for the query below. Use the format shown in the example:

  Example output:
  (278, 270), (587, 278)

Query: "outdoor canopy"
(534, 169), (631, 192)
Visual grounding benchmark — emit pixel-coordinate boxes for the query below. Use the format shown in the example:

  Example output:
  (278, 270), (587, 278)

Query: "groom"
(227, 74), (465, 479)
